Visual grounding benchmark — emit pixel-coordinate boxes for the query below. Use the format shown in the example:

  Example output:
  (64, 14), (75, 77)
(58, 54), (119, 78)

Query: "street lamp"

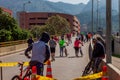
(23, 1), (31, 11)
(106, 0), (112, 63)
(96, 0), (100, 32)
(23, 1), (31, 29)
(118, 0), (120, 36)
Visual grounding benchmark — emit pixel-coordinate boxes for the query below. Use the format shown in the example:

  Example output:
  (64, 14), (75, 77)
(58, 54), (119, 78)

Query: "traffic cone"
(101, 65), (109, 80)
(46, 60), (53, 78)
(31, 66), (37, 80)
(24, 77), (30, 80)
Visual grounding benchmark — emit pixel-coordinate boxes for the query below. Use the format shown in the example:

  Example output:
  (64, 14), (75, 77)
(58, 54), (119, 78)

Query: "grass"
(112, 54), (120, 58)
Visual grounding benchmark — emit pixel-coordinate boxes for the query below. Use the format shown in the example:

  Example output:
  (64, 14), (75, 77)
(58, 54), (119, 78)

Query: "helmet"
(40, 32), (50, 43)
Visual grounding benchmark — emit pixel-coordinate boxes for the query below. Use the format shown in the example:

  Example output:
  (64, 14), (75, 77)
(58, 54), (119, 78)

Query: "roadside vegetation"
(0, 8), (70, 42)
(31, 15), (70, 38)
(0, 8), (31, 42)
(112, 54), (120, 58)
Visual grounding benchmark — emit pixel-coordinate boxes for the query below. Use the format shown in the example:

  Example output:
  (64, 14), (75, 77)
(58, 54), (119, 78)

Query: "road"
(0, 36), (90, 80)
(0, 36), (120, 80)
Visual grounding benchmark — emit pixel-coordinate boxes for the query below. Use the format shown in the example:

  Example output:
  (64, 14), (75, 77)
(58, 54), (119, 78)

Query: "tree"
(0, 29), (12, 42)
(0, 9), (31, 42)
(30, 25), (48, 38)
(46, 15), (70, 35)
(30, 15), (71, 38)
(0, 8), (3, 14)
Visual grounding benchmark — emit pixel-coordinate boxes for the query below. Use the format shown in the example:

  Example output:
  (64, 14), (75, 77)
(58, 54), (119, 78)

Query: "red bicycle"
(11, 62), (32, 80)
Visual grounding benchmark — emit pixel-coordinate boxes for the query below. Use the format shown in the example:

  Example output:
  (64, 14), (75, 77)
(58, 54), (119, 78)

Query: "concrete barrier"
(101, 60), (120, 80)
(0, 43), (27, 57)
(89, 38), (120, 80)
(114, 37), (120, 55)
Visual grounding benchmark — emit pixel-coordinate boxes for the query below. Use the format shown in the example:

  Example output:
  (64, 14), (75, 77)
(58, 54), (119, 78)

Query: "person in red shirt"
(53, 35), (59, 42)
(74, 38), (80, 57)
(74, 37), (83, 57)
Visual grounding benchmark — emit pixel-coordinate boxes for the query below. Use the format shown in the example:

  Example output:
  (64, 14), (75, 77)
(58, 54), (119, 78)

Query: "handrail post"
(0, 61), (3, 80)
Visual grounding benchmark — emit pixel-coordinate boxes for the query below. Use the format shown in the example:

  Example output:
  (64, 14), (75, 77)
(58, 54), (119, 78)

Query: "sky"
(47, 0), (90, 4)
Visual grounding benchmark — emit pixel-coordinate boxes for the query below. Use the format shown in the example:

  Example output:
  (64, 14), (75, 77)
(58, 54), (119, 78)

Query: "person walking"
(79, 38), (83, 57)
(49, 36), (57, 61)
(74, 38), (80, 57)
(24, 32), (50, 75)
(59, 37), (67, 57)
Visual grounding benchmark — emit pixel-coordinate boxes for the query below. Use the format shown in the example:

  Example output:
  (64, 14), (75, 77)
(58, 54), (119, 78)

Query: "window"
(29, 18), (36, 20)
(37, 17), (48, 20)
(37, 23), (45, 25)
(29, 23), (36, 25)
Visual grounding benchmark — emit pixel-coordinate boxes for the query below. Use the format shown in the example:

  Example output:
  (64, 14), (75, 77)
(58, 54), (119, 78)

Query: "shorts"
(29, 61), (44, 75)
(50, 47), (55, 53)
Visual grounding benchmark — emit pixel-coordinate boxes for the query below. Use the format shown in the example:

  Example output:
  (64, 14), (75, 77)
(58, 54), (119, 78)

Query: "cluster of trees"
(30, 15), (71, 38)
(0, 8), (31, 42)
(0, 7), (71, 42)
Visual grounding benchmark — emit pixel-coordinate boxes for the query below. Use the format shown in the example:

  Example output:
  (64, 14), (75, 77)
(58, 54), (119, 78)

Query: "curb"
(0, 48), (26, 57)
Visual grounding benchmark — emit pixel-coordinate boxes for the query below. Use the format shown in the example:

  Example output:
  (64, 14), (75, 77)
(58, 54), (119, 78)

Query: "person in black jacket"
(92, 38), (105, 58)
(92, 37), (105, 72)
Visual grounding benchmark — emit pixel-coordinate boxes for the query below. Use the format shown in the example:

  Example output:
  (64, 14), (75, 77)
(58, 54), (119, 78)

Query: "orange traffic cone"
(31, 66), (37, 80)
(24, 77), (30, 80)
(46, 60), (53, 78)
(101, 65), (109, 80)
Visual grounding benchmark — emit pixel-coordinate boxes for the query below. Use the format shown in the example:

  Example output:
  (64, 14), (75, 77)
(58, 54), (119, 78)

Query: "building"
(0, 7), (12, 16)
(17, 12), (80, 32)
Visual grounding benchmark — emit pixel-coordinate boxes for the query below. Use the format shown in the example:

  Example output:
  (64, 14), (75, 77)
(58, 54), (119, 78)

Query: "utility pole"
(119, 0), (120, 36)
(23, 1), (31, 29)
(106, 0), (112, 63)
(91, 0), (94, 33)
(97, 0), (99, 32)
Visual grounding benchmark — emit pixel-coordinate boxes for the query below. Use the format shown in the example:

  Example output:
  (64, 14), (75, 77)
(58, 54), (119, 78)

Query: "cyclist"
(92, 37), (105, 73)
(27, 36), (34, 47)
(24, 32), (50, 76)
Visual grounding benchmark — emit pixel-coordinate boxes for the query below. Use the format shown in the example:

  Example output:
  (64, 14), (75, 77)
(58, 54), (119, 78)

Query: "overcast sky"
(47, 0), (90, 4)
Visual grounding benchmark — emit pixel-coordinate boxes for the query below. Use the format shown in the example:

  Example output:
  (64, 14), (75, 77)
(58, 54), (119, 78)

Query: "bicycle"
(82, 57), (102, 76)
(11, 62), (32, 80)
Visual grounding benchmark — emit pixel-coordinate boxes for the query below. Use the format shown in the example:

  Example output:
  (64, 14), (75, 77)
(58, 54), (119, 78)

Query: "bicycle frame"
(82, 58), (102, 76)
(11, 62), (31, 80)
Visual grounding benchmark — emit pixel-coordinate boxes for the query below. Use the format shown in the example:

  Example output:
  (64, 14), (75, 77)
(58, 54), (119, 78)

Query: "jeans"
(60, 47), (64, 56)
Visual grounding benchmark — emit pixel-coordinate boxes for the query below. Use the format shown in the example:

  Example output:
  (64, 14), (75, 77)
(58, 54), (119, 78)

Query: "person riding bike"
(91, 37), (105, 73)
(24, 32), (50, 75)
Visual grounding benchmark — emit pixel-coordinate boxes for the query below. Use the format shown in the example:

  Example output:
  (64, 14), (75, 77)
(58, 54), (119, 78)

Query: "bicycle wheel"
(11, 75), (20, 80)
(82, 60), (93, 76)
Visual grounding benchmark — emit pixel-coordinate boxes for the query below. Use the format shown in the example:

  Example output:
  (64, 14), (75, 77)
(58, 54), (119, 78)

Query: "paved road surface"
(0, 36), (120, 80)
(0, 36), (90, 80)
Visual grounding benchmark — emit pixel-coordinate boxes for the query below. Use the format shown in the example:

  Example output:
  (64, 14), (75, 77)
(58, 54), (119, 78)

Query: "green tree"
(30, 15), (71, 38)
(0, 8), (3, 14)
(46, 15), (70, 35)
(30, 25), (48, 38)
(0, 29), (12, 42)
(0, 9), (31, 42)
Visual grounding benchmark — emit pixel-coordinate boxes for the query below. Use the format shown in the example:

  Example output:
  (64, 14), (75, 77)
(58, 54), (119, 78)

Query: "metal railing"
(0, 40), (27, 47)
(0, 38), (37, 47)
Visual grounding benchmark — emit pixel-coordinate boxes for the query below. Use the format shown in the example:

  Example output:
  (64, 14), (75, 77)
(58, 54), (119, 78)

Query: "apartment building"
(17, 12), (80, 32)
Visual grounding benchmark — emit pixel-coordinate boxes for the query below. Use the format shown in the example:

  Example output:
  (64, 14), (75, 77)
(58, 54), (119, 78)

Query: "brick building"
(0, 7), (12, 16)
(17, 12), (80, 32)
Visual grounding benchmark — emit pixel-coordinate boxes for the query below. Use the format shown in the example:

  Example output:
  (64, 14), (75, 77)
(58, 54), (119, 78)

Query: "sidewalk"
(112, 56), (120, 70)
